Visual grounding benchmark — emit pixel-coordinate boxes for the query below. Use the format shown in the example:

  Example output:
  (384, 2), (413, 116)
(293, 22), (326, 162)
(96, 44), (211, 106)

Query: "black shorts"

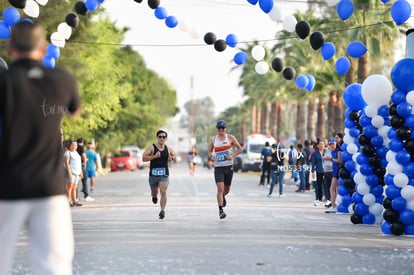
(214, 166), (233, 186)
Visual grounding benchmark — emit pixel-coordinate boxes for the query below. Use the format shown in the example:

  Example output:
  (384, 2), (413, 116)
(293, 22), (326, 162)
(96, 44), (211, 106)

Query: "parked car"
(121, 146), (148, 169)
(110, 150), (137, 172)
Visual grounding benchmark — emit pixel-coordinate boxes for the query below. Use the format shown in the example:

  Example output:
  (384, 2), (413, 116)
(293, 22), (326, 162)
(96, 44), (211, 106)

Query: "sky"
(101, 0), (304, 117)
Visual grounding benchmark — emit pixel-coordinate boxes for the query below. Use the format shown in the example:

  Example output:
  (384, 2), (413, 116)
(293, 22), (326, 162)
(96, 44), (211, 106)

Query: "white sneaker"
(279, 194), (286, 198)
(85, 196), (95, 202)
(325, 206), (337, 213)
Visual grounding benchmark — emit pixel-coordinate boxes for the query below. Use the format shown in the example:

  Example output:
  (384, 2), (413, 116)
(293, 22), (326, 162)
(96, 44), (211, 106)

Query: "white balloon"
(282, 15), (297, 33)
(352, 152), (360, 163)
(251, 45), (265, 61)
(346, 143), (358, 155)
(386, 160), (403, 175)
(385, 150), (396, 163)
(189, 27), (202, 39)
(23, 0), (40, 18)
(353, 172), (366, 185)
(378, 125), (390, 138)
(401, 185), (414, 200)
(361, 74), (393, 106)
(269, 6), (283, 22)
(326, 0), (339, 6)
(364, 105), (379, 118)
(374, 215), (383, 225)
(50, 32), (65, 48)
(348, 204), (354, 214)
(57, 23), (72, 40)
(406, 199), (414, 211)
(369, 203), (383, 216)
(35, 0), (48, 5)
(178, 19), (191, 32)
(357, 183), (370, 195)
(362, 193), (376, 206)
(343, 134), (354, 145)
(336, 194), (342, 204)
(393, 173), (409, 188)
(406, 90), (414, 105)
(371, 115), (385, 128)
(255, 61), (269, 75)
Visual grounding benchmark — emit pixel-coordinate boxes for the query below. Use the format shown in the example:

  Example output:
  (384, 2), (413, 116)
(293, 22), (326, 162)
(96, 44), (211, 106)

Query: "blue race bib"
(151, 168), (166, 176)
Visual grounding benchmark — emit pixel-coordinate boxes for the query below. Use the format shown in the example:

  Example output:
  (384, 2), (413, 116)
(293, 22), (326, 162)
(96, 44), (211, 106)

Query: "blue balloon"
(356, 154), (368, 165)
(165, 16), (178, 28)
(366, 174), (379, 187)
(337, 0), (354, 20)
(335, 56), (351, 75)
(399, 209), (414, 224)
(370, 135), (383, 147)
(344, 119), (356, 128)
(397, 102), (413, 117)
(85, 0), (99, 11)
(46, 44), (60, 59)
(378, 105), (389, 118)
(381, 0), (390, 3)
(321, 42), (336, 60)
(225, 34), (238, 48)
(306, 75), (315, 91)
(342, 194), (352, 206)
(363, 125), (377, 138)
(405, 224), (414, 235)
(392, 196), (407, 212)
(404, 115), (414, 128)
(405, 163), (414, 177)
(381, 221), (392, 235)
(3, 7), (20, 27)
(396, 149), (411, 165)
(391, 58), (414, 92)
(362, 213), (376, 224)
(376, 146), (388, 158)
(341, 150), (352, 161)
(20, 18), (33, 24)
(359, 114), (371, 127)
(345, 160), (356, 171)
(347, 41), (367, 58)
(386, 184), (401, 199)
(355, 203), (369, 216)
(348, 127), (360, 138)
(295, 75), (309, 89)
(0, 21), (11, 40)
(154, 7), (168, 19)
(389, 138), (404, 152)
(338, 185), (349, 196)
(259, 0), (274, 13)
(387, 128), (397, 139)
(42, 56), (55, 69)
(98, 0), (105, 3)
(247, 0), (259, 4)
(337, 203), (349, 213)
(390, 0), (411, 25)
(384, 174), (394, 185)
(371, 185), (384, 197)
(360, 164), (373, 176)
(234, 52), (248, 65)
(352, 192), (363, 204)
(343, 83), (366, 110)
(391, 90), (407, 105)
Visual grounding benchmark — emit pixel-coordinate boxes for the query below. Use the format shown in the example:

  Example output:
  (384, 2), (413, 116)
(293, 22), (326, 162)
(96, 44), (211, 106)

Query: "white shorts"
(65, 174), (80, 184)
(0, 195), (74, 275)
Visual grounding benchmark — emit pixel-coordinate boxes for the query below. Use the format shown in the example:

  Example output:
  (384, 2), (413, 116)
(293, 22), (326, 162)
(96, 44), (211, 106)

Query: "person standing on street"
(142, 130), (176, 220)
(85, 142), (98, 196)
(259, 141), (272, 186)
(208, 120), (243, 219)
(77, 137), (93, 201)
(0, 22), (81, 275)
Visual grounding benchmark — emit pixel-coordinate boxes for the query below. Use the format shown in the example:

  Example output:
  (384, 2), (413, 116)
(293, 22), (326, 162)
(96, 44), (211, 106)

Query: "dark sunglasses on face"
(217, 127), (226, 130)
(158, 135), (167, 139)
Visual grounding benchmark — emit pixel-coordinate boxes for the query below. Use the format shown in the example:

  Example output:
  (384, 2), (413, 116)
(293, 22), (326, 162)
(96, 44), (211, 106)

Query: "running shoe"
(219, 211), (227, 219)
(325, 207), (337, 213)
(159, 210), (165, 219)
(152, 197), (158, 204)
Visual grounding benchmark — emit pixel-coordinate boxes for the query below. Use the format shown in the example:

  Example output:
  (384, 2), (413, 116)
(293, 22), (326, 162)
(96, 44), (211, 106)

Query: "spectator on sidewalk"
(85, 142), (98, 199)
(259, 141), (273, 186)
(64, 141), (83, 207)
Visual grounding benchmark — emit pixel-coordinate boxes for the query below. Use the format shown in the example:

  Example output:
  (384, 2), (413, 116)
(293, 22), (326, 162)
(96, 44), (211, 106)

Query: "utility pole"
(189, 76), (195, 146)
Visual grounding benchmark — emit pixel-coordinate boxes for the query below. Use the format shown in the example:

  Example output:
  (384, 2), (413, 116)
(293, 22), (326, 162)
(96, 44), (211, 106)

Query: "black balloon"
(214, 39), (227, 52)
(368, 155), (381, 167)
(389, 103), (398, 116)
(309, 31), (325, 50)
(65, 13), (79, 28)
(361, 145), (376, 157)
(8, 0), (26, 9)
(282, 67), (296, 80)
(271, 57), (284, 72)
(374, 167), (386, 178)
(383, 197), (392, 209)
(405, 139), (414, 153)
(343, 178), (355, 189)
(295, 20), (311, 40)
(390, 222), (405, 236)
(204, 32), (216, 45)
(134, 0), (143, 2)
(0, 57), (8, 73)
(390, 115), (405, 128)
(338, 168), (350, 179)
(358, 134), (371, 146)
(396, 126), (412, 141)
(148, 0), (160, 9)
(351, 213), (363, 224)
(383, 208), (399, 223)
(349, 110), (360, 121)
(74, 1), (88, 16)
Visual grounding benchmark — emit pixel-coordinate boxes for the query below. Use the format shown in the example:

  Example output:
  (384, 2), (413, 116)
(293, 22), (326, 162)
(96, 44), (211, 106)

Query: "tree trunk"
(296, 101), (307, 144)
(345, 55), (354, 87)
(327, 91), (336, 137)
(358, 52), (369, 84)
(250, 104), (256, 135)
(276, 101), (283, 142)
(307, 98), (317, 141)
(334, 90), (345, 135)
(317, 97), (326, 139)
(271, 101), (278, 138)
(256, 103), (261, 133)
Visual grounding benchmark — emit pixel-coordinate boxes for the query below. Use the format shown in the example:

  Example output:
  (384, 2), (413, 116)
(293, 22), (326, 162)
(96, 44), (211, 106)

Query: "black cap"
(216, 120), (226, 127)
(76, 138), (84, 143)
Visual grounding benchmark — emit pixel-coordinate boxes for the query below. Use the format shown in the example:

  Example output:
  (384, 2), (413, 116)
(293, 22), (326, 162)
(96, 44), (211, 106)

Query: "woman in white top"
(64, 141), (83, 207)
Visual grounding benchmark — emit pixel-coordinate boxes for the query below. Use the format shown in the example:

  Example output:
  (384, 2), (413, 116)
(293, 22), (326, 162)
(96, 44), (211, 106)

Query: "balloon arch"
(1, 0), (414, 236)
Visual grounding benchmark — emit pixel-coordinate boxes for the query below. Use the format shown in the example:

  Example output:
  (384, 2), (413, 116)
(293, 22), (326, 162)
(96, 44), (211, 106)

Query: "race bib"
(216, 151), (229, 162)
(151, 168), (166, 176)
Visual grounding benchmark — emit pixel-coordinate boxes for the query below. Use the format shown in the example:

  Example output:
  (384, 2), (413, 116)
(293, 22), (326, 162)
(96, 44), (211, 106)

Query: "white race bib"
(151, 168), (166, 176)
(216, 151), (229, 162)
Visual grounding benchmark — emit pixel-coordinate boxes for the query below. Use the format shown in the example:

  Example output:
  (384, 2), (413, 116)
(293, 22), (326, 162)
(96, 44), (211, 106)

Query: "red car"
(110, 150), (137, 172)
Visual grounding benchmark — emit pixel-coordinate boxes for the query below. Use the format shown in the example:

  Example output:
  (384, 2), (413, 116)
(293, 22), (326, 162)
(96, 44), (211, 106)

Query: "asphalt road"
(10, 163), (414, 275)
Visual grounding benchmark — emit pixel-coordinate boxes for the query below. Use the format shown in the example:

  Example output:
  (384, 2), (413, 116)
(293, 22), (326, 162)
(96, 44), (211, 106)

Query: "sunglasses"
(217, 127), (226, 130)
(158, 135), (167, 139)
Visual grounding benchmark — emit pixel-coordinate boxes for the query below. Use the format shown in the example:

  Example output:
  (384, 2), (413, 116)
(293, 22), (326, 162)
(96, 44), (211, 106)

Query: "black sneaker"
(159, 210), (165, 219)
(223, 196), (227, 208)
(74, 202), (83, 207)
(219, 211), (227, 219)
(152, 197), (158, 204)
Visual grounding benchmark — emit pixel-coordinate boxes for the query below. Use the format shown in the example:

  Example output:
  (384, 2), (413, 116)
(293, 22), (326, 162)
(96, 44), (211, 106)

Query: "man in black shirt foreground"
(0, 22), (81, 274)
